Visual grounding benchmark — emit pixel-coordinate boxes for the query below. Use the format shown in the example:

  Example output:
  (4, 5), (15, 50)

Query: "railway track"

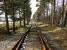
(11, 26), (52, 50)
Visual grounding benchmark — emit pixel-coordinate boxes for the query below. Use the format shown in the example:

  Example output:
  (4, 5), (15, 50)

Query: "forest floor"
(37, 21), (67, 50)
(0, 26), (28, 50)
(0, 21), (67, 50)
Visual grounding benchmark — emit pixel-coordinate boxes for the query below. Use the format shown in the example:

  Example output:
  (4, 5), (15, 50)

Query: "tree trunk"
(13, 17), (15, 32)
(60, 0), (65, 27)
(23, 6), (26, 27)
(13, 12), (15, 32)
(47, 4), (49, 23)
(63, 11), (67, 27)
(19, 9), (22, 27)
(23, 10), (25, 26)
(12, 1), (15, 32)
(51, 4), (53, 26)
(5, 12), (9, 33)
(27, 18), (30, 25)
(53, 0), (56, 24)
(51, 0), (56, 26)
(4, 0), (9, 33)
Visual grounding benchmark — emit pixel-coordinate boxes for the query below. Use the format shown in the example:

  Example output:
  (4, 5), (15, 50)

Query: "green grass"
(0, 22), (27, 34)
(0, 22), (29, 41)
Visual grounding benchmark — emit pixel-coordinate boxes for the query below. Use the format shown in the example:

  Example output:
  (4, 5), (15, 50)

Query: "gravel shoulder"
(0, 32), (24, 50)
(0, 27), (28, 50)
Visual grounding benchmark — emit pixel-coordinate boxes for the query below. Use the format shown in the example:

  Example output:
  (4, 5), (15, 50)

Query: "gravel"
(0, 32), (24, 50)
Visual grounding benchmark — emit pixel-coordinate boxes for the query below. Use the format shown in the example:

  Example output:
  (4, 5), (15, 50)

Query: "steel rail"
(37, 26), (52, 50)
(11, 26), (52, 50)
(11, 27), (31, 50)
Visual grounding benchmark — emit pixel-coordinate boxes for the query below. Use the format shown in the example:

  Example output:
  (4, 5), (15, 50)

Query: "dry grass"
(37, 21), (67, 50)
(37, 21), (57, 32)
(52, 28), (67, 50)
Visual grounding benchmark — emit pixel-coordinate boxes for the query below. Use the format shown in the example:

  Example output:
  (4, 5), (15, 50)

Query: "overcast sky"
(0, 0), (67, 18)
(30, 0), (39, 17)
(30, 0), (67, 17)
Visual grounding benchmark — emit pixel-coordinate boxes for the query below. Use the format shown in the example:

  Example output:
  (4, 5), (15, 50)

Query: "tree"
(22, 0), (31, 26)
(59, 0), (65, 27)
(1, 0), (31, 33)
(3, 0), (9, 33)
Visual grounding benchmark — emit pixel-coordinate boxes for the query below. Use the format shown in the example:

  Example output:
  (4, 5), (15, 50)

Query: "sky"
(30, 0), (67, 15)
(0, 0), (38, 18)
(0, 0), (67, 18)
(30, 0), (39, 18)
(30, 0), (67, 17)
